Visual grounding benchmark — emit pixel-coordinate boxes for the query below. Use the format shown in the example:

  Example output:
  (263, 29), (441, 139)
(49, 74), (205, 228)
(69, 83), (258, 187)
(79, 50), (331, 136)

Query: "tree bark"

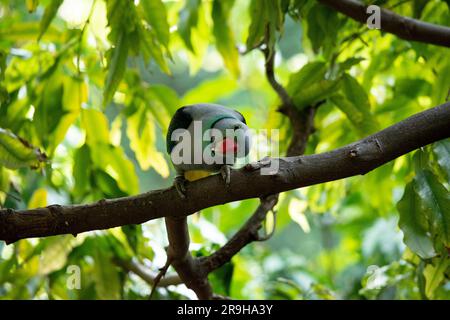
(318, 0), (450, 48)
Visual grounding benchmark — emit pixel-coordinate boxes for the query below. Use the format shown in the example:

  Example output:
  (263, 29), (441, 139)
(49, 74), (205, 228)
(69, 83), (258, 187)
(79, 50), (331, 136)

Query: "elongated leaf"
(292, 79), (340, 110)
(92, 243), (121, 299)
(331, 94), (379, 137)
(90, 144), (139, 195)
(140, 0), (170, 49)
(26, 0), (39, 13)
(397, 182), (436, 259)
(178, 0), (201, 52)
(246, 0), (284, 51)
(415, 170), (450, 247)
(424, 257), (450, 299)
(73, 144), (91, 197)
(81, 109), (110, 145)
(38, 0), (63, 40)
(341, 74), (371, 111)
(433, 140), (450, 179)
(212, 0), (240, 77)
(286, 61), (326, 96)
(0, 128), (46, 169)
(126, 106), (169, 177)
(104, 31), (129, 106)
(28, 187), (47, 209)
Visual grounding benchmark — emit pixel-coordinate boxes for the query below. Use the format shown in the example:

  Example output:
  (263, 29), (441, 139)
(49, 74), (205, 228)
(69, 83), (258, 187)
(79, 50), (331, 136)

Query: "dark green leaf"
(434, 140), (450, 179)
(104, 31), (129, 106)
(415, 170), (450, 247)
(397, 182), (436, 259)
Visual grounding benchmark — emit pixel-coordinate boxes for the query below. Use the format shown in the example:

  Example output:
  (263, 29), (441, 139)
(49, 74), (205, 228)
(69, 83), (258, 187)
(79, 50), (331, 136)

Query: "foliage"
(0, 0), (449, 300)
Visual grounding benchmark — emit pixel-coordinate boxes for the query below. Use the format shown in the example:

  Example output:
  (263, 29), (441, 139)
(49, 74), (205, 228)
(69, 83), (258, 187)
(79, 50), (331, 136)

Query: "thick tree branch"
(0, 102), (449, 244)
(318, 0), (450, 48)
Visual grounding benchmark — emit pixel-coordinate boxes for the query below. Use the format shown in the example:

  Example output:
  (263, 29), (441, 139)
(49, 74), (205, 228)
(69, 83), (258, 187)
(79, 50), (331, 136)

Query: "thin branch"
(113, 258), (182, 287)
(0, 102), (449, 243)
(317, 0), (450, 48)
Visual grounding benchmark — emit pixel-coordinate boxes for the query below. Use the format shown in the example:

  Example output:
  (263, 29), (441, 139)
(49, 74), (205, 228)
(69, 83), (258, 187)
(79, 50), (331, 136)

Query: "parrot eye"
(233, 125), (241, 130)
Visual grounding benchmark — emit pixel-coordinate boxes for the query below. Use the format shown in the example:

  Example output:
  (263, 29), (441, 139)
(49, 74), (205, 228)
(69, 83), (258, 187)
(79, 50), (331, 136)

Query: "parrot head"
(208, 117), (250, 160)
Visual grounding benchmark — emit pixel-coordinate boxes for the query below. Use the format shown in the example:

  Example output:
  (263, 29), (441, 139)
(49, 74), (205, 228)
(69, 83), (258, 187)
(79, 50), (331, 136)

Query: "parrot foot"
(173, 175), (187, 199)
(220, 165), (232, 186)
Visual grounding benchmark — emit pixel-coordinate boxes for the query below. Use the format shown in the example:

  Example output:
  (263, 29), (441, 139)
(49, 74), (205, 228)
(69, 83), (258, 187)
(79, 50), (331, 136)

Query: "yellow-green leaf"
(38, 0), (63, 40)
(0, 128), (47, 169)
(28, 187), (47, 209)
(212, 0), (240, 77)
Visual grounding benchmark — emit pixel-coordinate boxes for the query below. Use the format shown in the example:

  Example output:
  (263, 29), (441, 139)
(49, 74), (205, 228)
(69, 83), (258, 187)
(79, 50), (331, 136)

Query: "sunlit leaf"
(140, 0), (170, 49)
(0, 127), (47, 169)
(178, 0), (201, 52)
(424, 257), (450, 299)
(26, 0), (39, 13)
(126, 106), (169, 177)
(212, 0), (240, 77)
(28, 187), (47, 209)
(38, 0), (63, 40)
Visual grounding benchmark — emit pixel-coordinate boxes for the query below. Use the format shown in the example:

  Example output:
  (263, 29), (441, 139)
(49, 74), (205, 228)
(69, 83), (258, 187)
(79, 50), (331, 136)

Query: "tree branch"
(0, 102), (449, 244)
(318, 0), (450, 48)
(112, 258), (182, 287)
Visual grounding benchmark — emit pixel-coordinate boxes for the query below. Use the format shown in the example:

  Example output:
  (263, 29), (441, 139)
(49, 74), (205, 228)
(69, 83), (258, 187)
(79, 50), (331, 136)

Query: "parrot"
(166, 103), (251, 198)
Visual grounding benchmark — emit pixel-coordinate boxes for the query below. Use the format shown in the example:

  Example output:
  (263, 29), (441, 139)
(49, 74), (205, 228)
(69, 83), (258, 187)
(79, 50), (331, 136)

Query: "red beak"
(217, 138), (237, 154)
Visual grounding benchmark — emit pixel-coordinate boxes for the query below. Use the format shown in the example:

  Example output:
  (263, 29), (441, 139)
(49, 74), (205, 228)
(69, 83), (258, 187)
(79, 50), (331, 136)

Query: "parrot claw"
(174, 175), (187, 199)
(220, 165), (232, 186)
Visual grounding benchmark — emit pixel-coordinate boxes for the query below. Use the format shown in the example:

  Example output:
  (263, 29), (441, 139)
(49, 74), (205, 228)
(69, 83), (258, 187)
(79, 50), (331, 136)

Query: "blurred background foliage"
(0, 0), (449, 300)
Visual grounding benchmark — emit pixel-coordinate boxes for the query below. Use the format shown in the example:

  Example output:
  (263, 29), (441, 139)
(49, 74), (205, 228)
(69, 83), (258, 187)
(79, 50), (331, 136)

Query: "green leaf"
(286, 61), (327, 96)
(38, 235), (76, 275)
(397, 182), (436, 259)
(434, 140), (450, 180)
(126, 106), (169, 177)
(81, 109), (110, 146)
(341, 74), (371, 111)
(26, 0), (40, 13)
(182, 75), (237, 106)
(330, 74), (379, 136)
(90, 144), (139, 195)
(246, 0), (284, 52)
(178, 0), (201, 52)
(38, 0), (63, 40)
(415, 170), (450, 247)
(306, 3), (339, 54)
(140, 0), (170, 49)
(92, 243), (121, 300)
(73, 144), (91, 197)
(212, 0), (240, 77)
(28, 187), (47, 209)
(0, 128), (47, 169)
(104, 31), (129, 106)
(423, 257), (450, 299)
(330, 94), (378, 137)
(292, 79), (340, 110)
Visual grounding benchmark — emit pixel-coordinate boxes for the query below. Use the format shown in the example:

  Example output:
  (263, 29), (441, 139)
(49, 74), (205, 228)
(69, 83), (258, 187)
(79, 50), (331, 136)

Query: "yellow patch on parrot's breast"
(184, 170), (212, 181)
